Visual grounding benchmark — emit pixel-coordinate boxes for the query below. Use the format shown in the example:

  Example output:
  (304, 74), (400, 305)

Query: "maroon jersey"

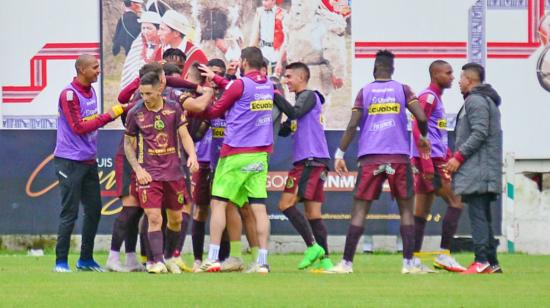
(125, 99), (187, 181)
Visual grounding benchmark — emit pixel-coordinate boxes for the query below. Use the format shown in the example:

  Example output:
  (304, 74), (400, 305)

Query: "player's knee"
(147, 213), (163, 229)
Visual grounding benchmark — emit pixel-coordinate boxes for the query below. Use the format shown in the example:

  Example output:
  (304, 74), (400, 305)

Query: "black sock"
(343, 225), (364, 262)
(441, 207), (462, 250)
(124, 207), (143, 253)
(413, 216), (427, 252)
(309, 219), (329, 256)
(219, 240), (230, 262)
(282, 207), (314, 247)
(174, 212), (191, 257)
(400, 225), (415, 260)
(192, 220), (206, 261)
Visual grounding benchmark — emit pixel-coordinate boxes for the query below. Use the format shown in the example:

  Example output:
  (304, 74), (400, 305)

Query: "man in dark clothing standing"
(53, 55), (126, 272)
(112, 0), (143, 56)
(447, 62), (503, 274)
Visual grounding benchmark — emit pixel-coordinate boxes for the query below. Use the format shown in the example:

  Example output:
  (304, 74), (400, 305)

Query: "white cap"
(161, 10), (193, 36)
(130, 0), (144, 3)
(138, 11), (161, 24)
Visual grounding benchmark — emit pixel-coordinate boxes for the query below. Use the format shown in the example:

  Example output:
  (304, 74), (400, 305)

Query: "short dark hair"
(139, 62), (163, 78)
(429, 60), (449, 77)
(163, 62), (182, 76)
(461, 62), (485, 83)
(207, 58), (226, 71)
(188, 61), (206, 84)
(140, 71), (161, 86)
(241, 47), (264, 70)
(374, 49), (395, 74)
(162, 48), (187, 62)
(286, 62), (310, 81)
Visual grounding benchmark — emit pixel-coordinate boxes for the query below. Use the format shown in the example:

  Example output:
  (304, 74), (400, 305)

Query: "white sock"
(208, 244), (220, 261)
(108, 250), (120, 262)
(256, 249), (268, 265)
(403, 258), (414, 267)
(125, 252), (137, 265)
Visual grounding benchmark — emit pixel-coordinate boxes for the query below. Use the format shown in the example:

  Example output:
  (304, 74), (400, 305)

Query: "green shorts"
(211, 152), (269, 207)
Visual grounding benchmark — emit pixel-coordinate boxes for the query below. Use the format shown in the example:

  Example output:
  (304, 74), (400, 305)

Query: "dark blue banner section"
(0, 130), (501, 235)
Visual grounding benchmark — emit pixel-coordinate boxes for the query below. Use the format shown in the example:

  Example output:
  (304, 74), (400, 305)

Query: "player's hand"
(334, 158), (348, 177)
(108, 104), (125, 119)
(136, 167), (152, 185)
(187, 155), (199, 173)
(227, 60), (240, 76)
(417, 137), (431, 159)
(198, 64), (215, 81)
(422, 172), (434, 181)
(331, 76), (344, 89)
(445, 158), (461, 173)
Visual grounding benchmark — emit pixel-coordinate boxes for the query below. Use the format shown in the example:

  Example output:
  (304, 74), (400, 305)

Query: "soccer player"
(185, 47), (274, 273)
(276, 62), (333, 271)
(124, 72), (198, 274)
(411, 60), (466, 273)
(447, 63), (503, 274)
(53, 54), (126, 272)
(329, 50), (430, 274)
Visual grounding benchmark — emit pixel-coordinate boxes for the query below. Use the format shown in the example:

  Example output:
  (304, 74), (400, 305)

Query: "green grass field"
(1, 252), (549, 307)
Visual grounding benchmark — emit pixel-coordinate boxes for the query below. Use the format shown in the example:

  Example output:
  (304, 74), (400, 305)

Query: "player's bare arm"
(180, 88), (214, 113)
(124, 134), (152, 185)
(334, 108), (363, 176)
(407, 100), (431, 155)
(178, 124), (199, 173)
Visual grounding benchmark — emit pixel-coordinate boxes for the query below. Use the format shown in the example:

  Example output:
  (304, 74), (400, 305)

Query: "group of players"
(101, 46), (496, 275)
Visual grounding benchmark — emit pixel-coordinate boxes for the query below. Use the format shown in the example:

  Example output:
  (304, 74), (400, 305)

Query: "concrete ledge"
(0, 234), (509, 254)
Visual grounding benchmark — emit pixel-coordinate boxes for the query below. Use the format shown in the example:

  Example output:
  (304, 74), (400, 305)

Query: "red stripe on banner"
(30, 58), (36, 87)
(2, 86), (42, 91)
(488, 42), (540, 48)
(355, 42), (467, 48)
(34, 55), (90, 60)
(43, 43), (100, 49)
(529, 0), (534, 43)
(488, 54), (531, 58)
(3, 98), (34, 103)
(356, 53), (467, 59)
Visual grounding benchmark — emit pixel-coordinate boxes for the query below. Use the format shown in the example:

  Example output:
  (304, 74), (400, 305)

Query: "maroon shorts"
(354, 162), (414, 201)
(412, 157), (451, 194)
(114, 153), (138, 199)
(137, 179), (190, 210)
(284, 162), (328, 203)
(191, 162), (212, 205)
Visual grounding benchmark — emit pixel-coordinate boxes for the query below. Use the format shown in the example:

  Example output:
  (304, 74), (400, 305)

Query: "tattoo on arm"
(124, 135), (140, 172)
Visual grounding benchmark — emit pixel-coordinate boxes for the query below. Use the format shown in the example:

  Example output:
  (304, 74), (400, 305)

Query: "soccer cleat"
(460, 262), (491, 275)
(125, 254), (145, 272)
(310, 257), (335, 273)
(245, 263), (270, 274)
(165, 258), (182, 274)
(326, 260), (353, 274)
(488, 264), (503, 274)
(433, 254), (466, 273)
(105, 258), (128, 272)
(147, 261), (168, 274)
(76, 259), (105, 272)
(199, 259), (221, 272)
(298, 243), (325, 270)
(402, 259), (424, 274)
(53, 261), (72, 273)
(192, 260), (202, 273)
(221, 256), (244, 272)
(415, 262), (437, 274)
(173, 257), (193, 273)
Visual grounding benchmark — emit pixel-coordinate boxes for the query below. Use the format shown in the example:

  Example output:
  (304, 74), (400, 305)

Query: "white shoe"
(147, 261), (168, 274)
(245, 262), (270, 274)
(414, 258), (436, 273)
(434, 254), (466, 272)
(165, 258), (182, 274)
(326, 260), (353, 274)
(221, 256), (244, 272)
(199, 259), (221, 272)
(105, 258), (128, 272)
(192, 260), (202, 273)
(402, 259), (424, 274)
(124, 255), (145, 272)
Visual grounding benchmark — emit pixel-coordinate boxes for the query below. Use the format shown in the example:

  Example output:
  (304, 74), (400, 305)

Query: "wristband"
(112, 105), (124, 117)
(335, 148), (345, 159)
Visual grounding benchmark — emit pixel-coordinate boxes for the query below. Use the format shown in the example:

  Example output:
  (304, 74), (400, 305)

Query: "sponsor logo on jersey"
(250, 99), (273, 111)
(368, 103), (401, 115)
